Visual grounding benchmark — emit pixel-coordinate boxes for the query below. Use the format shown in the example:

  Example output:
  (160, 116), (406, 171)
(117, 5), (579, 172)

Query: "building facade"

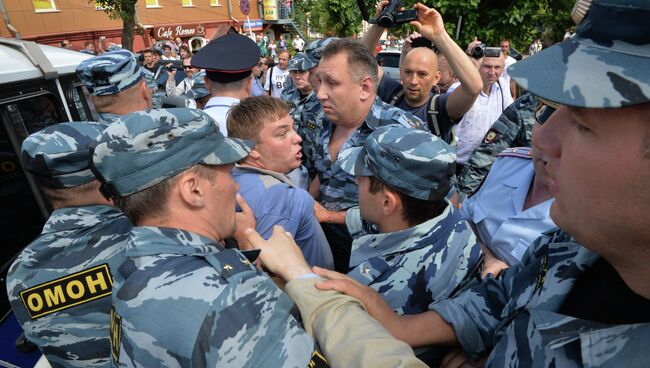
(0, 0), (297, 52)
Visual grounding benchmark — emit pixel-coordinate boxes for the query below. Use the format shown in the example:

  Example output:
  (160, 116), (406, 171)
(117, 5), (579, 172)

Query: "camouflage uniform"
(336, 126), (481, 314)
(316, 97), (427, 212)
(76, 50), (148, 123)
(281, 53), (327, 179)
(457, 93), (537, 196)
(6, 122), (131, 367)
(90, 109), (324, 367)
(142, 68), (165, 109)
(431, 229), (650, 367)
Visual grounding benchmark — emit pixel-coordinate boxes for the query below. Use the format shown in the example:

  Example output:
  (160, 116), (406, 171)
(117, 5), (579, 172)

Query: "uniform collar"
(204, 96), (240, 109)
(98, 112), (121, 124)
(42, 205), (127, 234)
(349, 202), (459, 267)
(125, 226), (221, 258)
(364, 96), (389, 130)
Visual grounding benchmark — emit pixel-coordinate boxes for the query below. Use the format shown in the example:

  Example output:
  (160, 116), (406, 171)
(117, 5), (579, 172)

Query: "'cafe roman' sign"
(154, 24), (206, 40)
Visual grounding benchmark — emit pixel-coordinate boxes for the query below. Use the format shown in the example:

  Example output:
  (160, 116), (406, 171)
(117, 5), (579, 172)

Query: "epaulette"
(497, 147), (532, 159)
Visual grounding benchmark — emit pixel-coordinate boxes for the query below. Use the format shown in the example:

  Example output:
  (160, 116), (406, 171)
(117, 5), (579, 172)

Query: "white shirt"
(292, 38), (305, 51)
(264, 66), (290, 98)
(203, 96), (240, 135)
(166, 76), (193, 98)
(498, 55), (517, 91)
(453, 82), (514, 164)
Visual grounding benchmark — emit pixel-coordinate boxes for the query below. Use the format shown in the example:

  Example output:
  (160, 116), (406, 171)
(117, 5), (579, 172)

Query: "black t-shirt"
(559, 258), (650, 325)
(376, 74), (403, 104)
(396, 92), (456, 144)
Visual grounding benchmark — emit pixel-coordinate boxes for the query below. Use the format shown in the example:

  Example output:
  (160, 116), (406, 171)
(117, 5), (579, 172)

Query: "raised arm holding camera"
(363, 2), (482, 143)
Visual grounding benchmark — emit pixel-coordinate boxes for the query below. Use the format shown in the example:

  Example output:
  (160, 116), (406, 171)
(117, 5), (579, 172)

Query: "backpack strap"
(427, 94), (441, 137)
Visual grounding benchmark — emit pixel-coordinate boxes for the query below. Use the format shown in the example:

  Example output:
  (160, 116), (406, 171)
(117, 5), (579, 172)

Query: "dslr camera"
(469, 44), (501, 59)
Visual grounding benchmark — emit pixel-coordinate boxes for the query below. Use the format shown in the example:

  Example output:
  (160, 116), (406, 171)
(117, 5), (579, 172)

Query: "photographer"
(361, 1), (482, 144)
(165, 56), (197, 99)
(452, 40), (514, 173)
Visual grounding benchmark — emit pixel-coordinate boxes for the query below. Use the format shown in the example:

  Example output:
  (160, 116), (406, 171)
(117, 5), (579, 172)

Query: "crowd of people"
(7, 0), (650, 367)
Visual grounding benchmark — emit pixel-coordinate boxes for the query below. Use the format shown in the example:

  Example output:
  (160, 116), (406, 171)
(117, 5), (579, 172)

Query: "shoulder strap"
(389, 89), (404, 106)
(427, 94), (441, 137)
(497, 147), (533, 159)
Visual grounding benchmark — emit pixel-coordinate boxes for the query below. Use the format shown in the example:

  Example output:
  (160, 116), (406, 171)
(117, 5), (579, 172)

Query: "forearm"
(433, 32), (482, 96)
(391, 311), (458, 348)
(323, 209), (346, 224)
(286, 278), (428, 368)
(360, 24), (384, 52)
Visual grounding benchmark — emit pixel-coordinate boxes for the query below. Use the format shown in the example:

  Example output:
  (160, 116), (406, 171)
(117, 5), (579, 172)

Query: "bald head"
(400, 47), (441, 107)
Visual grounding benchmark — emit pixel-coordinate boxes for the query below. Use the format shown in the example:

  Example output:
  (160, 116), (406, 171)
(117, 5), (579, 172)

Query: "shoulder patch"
(110, 305), (122, 363)
(309, 350), (329, 368)
(483, 129), (499, 144)
(497, 147), (532, 159)
(19, 264), (113, 320)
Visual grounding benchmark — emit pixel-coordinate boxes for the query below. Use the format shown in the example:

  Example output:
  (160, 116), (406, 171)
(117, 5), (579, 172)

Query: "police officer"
(191, 33), (260, 134)
(311, 38), (427, 273)
(337, 126), (482, 365)
(76, 50), (152, 124)
(461, 145), (556, 268)
(90, 108), (326, 367)
(280, 52), (325, 188)
(457, 93), (538, 196)
(245, 0), (650, 366)
(6, 122), (132, 367)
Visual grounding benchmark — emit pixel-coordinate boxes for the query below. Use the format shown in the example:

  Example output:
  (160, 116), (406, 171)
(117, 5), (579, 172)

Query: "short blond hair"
(227, 96), (289, 141)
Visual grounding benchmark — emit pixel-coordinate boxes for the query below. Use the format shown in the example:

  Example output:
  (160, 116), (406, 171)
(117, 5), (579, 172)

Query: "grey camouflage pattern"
(315, 97), (428, 211)
(111, 226), (316, 367)
(76, 50), (145, 96)
(280, 83), (327, 179)
(304, 38), (338, 68)
(347, 203), (481, 315)
(431, 228), (650, 366)
(336, 126), (455, 201)
(457, 94), (537, 195)
(509, 0), (650, 108)
(288, 52), (310, 71)
(91, 108), (253, 197)
(142, 68), (165, 109)
(21, 121), (108, 188)
(6, 206), (132, 368)
(186, 70), (210, 101)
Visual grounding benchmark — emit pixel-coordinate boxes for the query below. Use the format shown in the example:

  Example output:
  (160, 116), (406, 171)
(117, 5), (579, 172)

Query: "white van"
(0, 38), (95, 367)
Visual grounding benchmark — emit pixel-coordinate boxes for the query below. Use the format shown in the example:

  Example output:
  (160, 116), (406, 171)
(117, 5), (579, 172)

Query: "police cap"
(192, 34), (260, 83)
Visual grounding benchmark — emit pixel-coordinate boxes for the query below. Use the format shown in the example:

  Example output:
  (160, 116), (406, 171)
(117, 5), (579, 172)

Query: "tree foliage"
(92, 0), (138, 51)
(295, 0), (575, 50)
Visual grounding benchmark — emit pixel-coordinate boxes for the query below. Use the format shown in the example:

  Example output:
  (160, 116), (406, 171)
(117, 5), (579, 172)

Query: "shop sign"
(263, 0), (278, 20)
(155, 24), (206, 40)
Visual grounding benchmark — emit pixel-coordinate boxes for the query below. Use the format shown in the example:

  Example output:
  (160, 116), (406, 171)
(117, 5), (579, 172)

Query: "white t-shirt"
(264, 66), (290, 98)
(293, 38), (305, 51)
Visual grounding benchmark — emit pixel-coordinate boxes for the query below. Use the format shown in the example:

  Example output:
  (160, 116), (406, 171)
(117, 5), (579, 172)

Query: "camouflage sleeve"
(429, 230), (549, 360)
(457, 94), (537, 196)
(191, 268), (316, 367)
(285, 278), (428, 368)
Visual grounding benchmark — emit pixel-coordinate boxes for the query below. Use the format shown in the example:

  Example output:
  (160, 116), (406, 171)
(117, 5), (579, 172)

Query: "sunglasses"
(534, 98), (563, 125)
(183, 65), (193, 70)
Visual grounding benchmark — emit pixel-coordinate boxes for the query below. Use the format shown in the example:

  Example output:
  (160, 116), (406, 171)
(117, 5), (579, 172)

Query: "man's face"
(290, 70), (311, 92)
(183, 58), (197, 78)
(479, 56), (503, 87)
(316, 53), (364, 125)
(254, 114), (303, 174)
(205, 164), (240, 239)
(400, 48), (440, 106)
(143, 52), (154, 66)
(532, 104), (650, 260)
(278, 52), (290, 70)
(163, 47), (172, 57)
(357, 176), (384, 225)
(500, 41), (510, 56)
